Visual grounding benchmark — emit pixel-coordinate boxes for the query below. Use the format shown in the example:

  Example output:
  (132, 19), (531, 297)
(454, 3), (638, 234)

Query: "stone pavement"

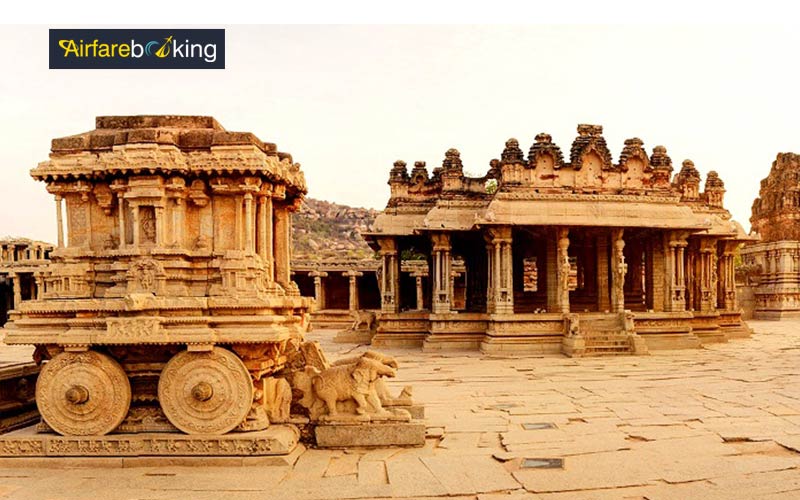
(2, 320), (800, 499)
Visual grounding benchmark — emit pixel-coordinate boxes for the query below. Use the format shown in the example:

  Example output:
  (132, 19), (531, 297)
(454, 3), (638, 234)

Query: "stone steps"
(582, 328), (634, 356)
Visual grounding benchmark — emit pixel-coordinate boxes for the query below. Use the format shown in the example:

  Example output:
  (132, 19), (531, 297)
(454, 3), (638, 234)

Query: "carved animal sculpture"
(332, 351), (408, 405)
(311, 356), (396, 418)
(350, 310), (377, 332)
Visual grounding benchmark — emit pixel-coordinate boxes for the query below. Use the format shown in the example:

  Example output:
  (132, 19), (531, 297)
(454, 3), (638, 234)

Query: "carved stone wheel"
(158, 347), (253, 435)
(35, 350), (131, 436)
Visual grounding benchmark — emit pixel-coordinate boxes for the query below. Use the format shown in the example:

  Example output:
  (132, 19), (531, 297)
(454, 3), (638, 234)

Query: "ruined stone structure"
(366, 125), (751, 355)
(741, 153), (800, 319)
(0, 238), (53, 326)
(292, 258), (467, 329)
(1, 116), (422, 452)
(292, 259), (381, 328)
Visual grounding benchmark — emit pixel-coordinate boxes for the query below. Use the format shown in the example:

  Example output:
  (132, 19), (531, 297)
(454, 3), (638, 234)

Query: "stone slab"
(315, 421), (425, 448)
(0, 424), (300, 458)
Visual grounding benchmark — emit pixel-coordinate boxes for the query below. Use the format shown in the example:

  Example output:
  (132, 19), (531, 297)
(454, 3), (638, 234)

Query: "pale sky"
(1, 25), (798, 243)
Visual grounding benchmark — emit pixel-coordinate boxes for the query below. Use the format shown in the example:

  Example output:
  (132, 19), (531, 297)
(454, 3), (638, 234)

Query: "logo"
(50, 29), (225, 69)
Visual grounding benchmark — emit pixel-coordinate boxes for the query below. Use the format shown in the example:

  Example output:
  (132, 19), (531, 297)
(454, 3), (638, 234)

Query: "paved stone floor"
(2, 320), (800, 499)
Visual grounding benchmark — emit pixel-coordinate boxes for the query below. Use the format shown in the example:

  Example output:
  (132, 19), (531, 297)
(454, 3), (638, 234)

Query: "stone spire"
(704, 171), (726, 208)
(674, 159), (701, 200)
(618, 137), (650, 172)
(389, 160), (409, 183)
(442, 148), (463, 174)
(410, 161), (428, 182)
(650, 145), (673, 187)
(441, 149), (463, 191)
(750, 152), (800, 241)
(528, 133), (564, 168)
(501, 138), (525, 165)
(569, 124), (612, 170)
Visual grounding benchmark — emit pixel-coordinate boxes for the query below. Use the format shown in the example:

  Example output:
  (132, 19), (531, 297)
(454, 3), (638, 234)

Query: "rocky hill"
(292, 198), (378, 261)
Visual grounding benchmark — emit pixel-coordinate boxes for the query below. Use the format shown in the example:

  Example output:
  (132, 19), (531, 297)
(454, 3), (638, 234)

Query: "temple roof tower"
(750, 153), (800, 241)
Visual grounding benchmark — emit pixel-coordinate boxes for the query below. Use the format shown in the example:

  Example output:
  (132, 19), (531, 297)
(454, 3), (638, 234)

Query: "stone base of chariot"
(0, 424), (303, 467)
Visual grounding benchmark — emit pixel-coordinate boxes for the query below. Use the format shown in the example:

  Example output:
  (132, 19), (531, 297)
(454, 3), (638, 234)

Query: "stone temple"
(1, 116), (421, 450)
(741, 153), (800, 319)
(365, 125), (751, 355)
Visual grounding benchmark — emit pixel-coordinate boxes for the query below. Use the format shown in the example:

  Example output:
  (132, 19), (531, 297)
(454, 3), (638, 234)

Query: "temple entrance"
(513, 228), (548, 313)
(452, 232), (487, 313)
(357, 273), (381, 310)
(323, 273), (349, 310)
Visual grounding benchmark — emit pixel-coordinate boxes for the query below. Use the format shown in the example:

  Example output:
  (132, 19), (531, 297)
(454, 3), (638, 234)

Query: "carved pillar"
(379, 237), (399, 313)
(698, 239), (716, 313)
(235, 195), (244, 251)
(258, 191), (274, 279)
(664, 233), (687, 312)
(556, 227), (570, 314)
(155, 206), (166, 247)
(597, 234), (611, 311)
(117, 198), (127, 249)
(55, 195), (64, 248)
(611, 228), (626, 313)
(486, 227), (513, 314)
(432, 232), (452, 314)
(717, 245), (736, 311)
(35, 273), (44, 300)
(345, 271), (362, 311)
(273, 204), (291, 288)
(413, 273), (425, 310)
(132, 205), (141, 247)
(244, 192), (254, 253)
(485, 241), (495, 313)
(310, 270), (327, 309)
(10, 273), (21, 308)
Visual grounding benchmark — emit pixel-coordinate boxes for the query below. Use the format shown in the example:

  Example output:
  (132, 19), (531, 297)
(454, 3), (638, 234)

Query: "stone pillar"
(718, 243), (737, 311)
(345, 271), (363, 311)
(258, 192), (274, 279)
(244, 192), (255, 253)
(155, 206), (166, 247)
(698, 239), (716, 313)
(379, 238), (399, 313)
(310, 270), (327, 309)
(55, 195), (65, 248)
(611, 228), (626, 313)
(485, 241), (495, 313)
(171, 198), (185, 248)
(273, 205), (291, 289)
(35, 273), (44, 300)
(597, 234), (611, 312)
(432, 233), (452, 314)
(235, 195), (244, 250)
(132, 205), (141, 247)
(117, 197), (126, 248)
(10, 273), (21, 309)
(413, 273), (425, 310)
(486, 227), (513, 314)
(556, 227), (570, 314)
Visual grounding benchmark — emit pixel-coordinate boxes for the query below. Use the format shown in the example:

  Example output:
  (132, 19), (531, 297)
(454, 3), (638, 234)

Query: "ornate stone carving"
(158, 347), (254, 435)
(291, 350), (402, 422)
(35, 351), (131, 436)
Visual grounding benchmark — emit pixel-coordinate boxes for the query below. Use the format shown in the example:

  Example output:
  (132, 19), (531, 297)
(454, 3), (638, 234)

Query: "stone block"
(315, 421), (425, 448)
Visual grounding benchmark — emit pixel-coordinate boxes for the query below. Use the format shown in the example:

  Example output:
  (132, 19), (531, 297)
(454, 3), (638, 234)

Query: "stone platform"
(0, 425), (300, 463)
(315, 420), (425, 448)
